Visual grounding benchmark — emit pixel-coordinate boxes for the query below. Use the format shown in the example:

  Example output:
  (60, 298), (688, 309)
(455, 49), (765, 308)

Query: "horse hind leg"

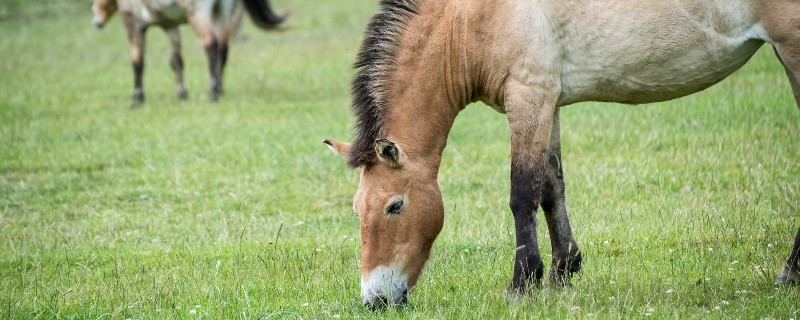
(166, 27), (187, 100)
(209, 35), (229, 99)
(205, 37), (222, 101)
(777, 228), (800, 284)
(215, 5), (239, 98)
(189, 13), (222, 101)
(541, 109), (582, 287)
(218, 40), (229, 96)
(774, 46), (800, 109)
(772, 42), (800, 284)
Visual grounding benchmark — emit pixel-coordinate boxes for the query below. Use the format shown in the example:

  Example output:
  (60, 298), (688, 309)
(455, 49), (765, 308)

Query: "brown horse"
(324, 0), (800, 310)
(91, 0), (287, 104)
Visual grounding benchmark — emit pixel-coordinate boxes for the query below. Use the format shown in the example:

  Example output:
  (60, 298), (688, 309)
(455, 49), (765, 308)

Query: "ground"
(0, 0), (798, 318)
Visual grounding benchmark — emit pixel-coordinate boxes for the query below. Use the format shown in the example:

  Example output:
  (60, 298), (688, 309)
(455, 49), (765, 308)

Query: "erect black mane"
(348, 0), (420, 168)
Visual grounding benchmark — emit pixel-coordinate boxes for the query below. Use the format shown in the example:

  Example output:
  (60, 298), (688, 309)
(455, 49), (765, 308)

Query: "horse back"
(120, 0), (190, 27)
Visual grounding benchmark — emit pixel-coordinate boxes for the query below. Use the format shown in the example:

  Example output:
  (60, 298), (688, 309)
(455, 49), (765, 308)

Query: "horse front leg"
(122, 12), (145, 105)
(541, 108), (582, 286)
(166, 27), (187, 100)
(505, 81), (559, 293)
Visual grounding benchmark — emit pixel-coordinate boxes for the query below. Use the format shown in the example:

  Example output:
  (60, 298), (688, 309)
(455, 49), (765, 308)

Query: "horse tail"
(239, 0), (287, 30)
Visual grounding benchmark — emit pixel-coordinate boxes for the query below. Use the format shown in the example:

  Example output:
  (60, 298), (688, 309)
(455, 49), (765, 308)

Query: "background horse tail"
(240, 0), (287, 30)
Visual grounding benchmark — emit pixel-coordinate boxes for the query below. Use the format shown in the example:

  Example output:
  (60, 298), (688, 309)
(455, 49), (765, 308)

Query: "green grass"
(1, 1), (798, 318)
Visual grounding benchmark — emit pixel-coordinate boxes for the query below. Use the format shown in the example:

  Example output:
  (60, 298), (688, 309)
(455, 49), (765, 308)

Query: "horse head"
(325, 138), (444, 310)
(91, 0), (118, 29)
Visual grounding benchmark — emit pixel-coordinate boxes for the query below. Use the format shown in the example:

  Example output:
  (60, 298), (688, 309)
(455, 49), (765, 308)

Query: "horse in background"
(91, 0), (287, 104)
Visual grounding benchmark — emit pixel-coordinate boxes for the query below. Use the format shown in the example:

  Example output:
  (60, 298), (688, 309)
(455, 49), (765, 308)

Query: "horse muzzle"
(361, 265), (409, 310)
(92, 19), (104, 29)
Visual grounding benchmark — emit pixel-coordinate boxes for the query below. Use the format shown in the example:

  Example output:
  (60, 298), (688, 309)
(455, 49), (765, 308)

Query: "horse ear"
(374, 139), (403, 167)
(323, 139), (352, 158)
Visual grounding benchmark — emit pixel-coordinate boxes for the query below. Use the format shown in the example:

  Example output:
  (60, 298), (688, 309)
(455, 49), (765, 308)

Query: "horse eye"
(385, 198), (404, 215)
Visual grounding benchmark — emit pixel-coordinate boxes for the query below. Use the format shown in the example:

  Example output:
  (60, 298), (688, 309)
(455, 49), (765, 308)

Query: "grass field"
(1, 1), (799, 318)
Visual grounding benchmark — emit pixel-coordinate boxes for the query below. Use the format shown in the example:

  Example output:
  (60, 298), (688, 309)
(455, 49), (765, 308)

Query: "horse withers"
(91, 0), (287, 104)
(324, 0), (800, 310)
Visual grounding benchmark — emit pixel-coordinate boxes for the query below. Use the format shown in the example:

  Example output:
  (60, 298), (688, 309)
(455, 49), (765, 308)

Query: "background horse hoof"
(132, 91), (144, 106)
(776, 266), (799, 285)
(209, 88), (222, 102)
(178, 89), (188, 101)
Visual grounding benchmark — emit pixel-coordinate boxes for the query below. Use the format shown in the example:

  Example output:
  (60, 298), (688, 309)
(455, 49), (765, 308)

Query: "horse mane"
(348, 0), (420, 168)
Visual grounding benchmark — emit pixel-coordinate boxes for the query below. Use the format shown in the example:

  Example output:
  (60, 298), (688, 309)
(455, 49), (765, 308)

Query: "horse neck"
(381, 1), (471, 177)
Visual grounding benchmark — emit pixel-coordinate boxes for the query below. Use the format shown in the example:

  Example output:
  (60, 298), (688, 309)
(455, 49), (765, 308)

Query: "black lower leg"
(170, 53), (187, 100)
(509, 165), (545, 292)
(218, 43), (228, 96)
(132, 60), (144, 104)
(788, 228), (800, 271)
(204, 38), (221, 101)
(541, 182), (582, 286)
(541, 113), (582, 286)
(778, 228), (800, 284)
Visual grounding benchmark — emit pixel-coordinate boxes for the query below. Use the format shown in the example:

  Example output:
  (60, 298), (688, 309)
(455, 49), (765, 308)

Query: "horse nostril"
(398, 288), (409, 305)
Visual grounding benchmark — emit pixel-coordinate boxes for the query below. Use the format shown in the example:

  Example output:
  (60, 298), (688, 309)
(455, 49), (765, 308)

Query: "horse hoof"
(776, 266), (799, 285)
(131, 98), (144, 108)
(209, 89), (221, 102)
(178, 90), (188, 101)
(132, 91), (144, 106)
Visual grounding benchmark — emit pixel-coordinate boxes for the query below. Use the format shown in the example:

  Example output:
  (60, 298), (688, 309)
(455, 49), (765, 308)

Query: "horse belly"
(560, 41), (763, 105)
(141, 0), (188, 26)
(553, 1), (766, 105)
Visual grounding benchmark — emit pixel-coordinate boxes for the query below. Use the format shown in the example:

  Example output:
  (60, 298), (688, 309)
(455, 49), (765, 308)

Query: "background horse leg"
(205, 37), (222, 101)
(505, 81), (559, 293)
(213, 0), (241, 98)
(166, 27), (187, 100)
(122, 12), (145, 105)
(218, 34), (230, 96)
(773, 44), (800, 284)
(541, 109), (582, 287)
(189, 14), (221, 101)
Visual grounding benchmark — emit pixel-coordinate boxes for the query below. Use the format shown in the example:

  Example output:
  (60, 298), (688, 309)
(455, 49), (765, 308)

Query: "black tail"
(240, 0), (287, 30)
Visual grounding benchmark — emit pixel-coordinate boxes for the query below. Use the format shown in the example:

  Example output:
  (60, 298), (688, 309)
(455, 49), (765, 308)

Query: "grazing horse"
(324, 0), (800, 310)
(91, 0), (287, 104)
